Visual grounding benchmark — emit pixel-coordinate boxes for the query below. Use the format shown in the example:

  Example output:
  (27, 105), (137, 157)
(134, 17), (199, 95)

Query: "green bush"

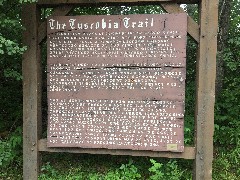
(148, 159), (183, 180)
(39, 159), (141, 180)
(0, 127), (22, 167)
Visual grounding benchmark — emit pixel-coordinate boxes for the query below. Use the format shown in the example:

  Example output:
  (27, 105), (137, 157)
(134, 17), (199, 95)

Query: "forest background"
(0, 0), (239, 179)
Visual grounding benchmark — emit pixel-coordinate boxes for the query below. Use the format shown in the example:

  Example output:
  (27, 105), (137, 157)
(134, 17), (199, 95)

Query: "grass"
(0, 146), (239, 179)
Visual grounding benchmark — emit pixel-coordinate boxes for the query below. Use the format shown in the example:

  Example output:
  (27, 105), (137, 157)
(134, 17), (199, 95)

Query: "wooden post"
(194, 0), (218, 179)
(22, 4), (42, 180)
(21, 1), (218, 179)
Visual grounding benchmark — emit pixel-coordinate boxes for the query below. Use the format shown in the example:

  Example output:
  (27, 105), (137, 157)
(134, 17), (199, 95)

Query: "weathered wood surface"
(38, 3), (199, 44)
(21, 1), (217, 179)
(194, 0), (218, 179)
(160, 3), (199, 43)
(37, 0), (199, 6)
(22, 4), (42, 180)
(46, 14), (187, 151)
(38, 5), (73, 44)
(39, 139), (196, 159)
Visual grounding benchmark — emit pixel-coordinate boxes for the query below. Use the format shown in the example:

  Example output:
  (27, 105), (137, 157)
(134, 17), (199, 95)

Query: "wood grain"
(22, 4), (42, 180)
(194, 0), (218, 179)
(160, 3), (199, 43)
(39, 139), (196, 159)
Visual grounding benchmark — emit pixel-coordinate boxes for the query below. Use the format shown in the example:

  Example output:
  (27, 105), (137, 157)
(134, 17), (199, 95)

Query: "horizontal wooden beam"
(160, 3), (199, 43)
(38, 5), (73, 44)
(39, 139), (195, 159)
(37, 0), (199, 7)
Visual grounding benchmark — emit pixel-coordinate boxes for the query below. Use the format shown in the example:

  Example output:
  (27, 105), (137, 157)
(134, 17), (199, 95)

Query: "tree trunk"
(216, 0), (232, 96)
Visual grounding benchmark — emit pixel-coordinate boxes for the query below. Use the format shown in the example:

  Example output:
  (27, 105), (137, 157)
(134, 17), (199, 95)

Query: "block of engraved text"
(47, 13), (187, 152)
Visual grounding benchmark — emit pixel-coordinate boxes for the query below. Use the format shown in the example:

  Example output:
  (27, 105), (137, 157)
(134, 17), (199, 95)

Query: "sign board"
(47, 14), (187, 152)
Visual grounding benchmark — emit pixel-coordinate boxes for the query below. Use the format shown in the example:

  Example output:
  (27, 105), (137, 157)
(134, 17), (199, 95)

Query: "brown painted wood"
(37, 0), (199, 6)
(39, 139), (195, 159)
(38, 5), (73, 44)
(38, 3), (200, 44)
(194, 0), (218, 179)
(21, 1), (217, 179)
(160, 3), (199, 43)
(46, 14), (187, 151)
(22, 4), (42, 180)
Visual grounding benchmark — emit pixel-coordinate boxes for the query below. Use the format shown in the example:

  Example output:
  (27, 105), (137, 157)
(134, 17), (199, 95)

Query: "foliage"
(0, 127), (22, 167)
(148, 159), (184, 180)
(213, 147), (240, 180)
(214, 1), (240, 146)
(148, 159), (164, 179)
(39, 162), (59, 180)
(184, 37), (198, 145)
(0, 0), (239, 179)
(39, 158), (141, 180)
(0, 0), (25, 132)
(71, 5), (162, 16)
(38, 158), (187, 180)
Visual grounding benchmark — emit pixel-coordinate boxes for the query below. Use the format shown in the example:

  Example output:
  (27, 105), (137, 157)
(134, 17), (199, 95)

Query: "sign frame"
(22, 0), (218, 179)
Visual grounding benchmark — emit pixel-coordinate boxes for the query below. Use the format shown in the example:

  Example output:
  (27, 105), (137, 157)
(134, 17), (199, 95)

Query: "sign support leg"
(22, 4), (42, 180)
(194, 0), (218, 179)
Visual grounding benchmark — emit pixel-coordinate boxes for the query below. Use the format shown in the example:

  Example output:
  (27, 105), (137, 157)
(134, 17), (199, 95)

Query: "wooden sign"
(47, 13), (187, 152)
